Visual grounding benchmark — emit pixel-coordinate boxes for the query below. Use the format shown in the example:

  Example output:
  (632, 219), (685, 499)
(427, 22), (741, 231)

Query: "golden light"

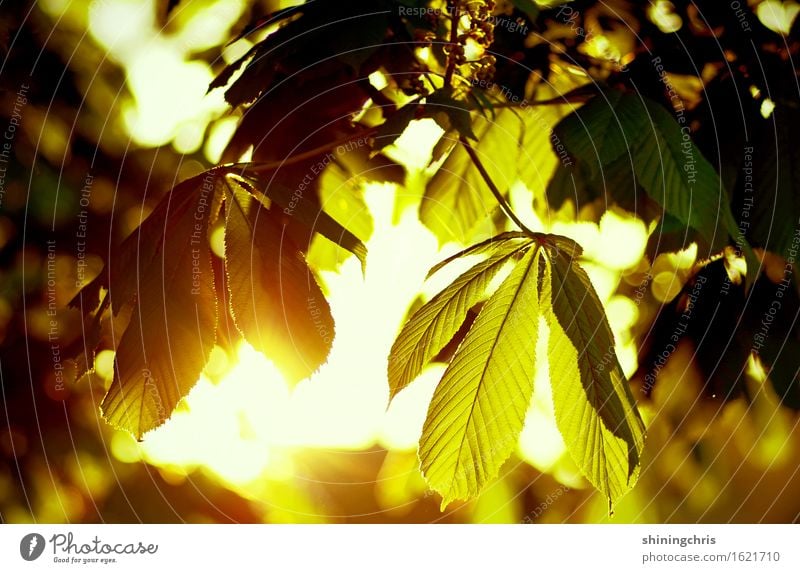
(114, 173), (450, 488)
(99, 112), (655, 505)
(74, 0), (658, 500)
(121, 45), (223, 147)
(760, 98), (776, 119)
(368, 71), (389, 91)
(204, 116), (241, 163)
(648, 0), (683, 34)
(387, 119), (445, 171)
(85, 0), (239, 149)
(10, 0), (800, 530)
(94, 350), (116, 382)
(757, 0), (800, 35)
(518, 320), (595, 491)
(581, 34), (624, 67)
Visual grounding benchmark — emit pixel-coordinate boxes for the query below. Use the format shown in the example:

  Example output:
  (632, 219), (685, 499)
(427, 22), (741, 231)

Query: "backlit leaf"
(306, 161), (375, 272)
(542, 243), (645, 506)
(419, 247), (542, 508)
(224, 180), (334, 384)
(422, 109), (524, 243)
(423, 105), (562, 244)
(388, 236), (532, 398)
(242, 176), (367, 269)
(425, 231), (529, 277)
(101, 177), (219, 440)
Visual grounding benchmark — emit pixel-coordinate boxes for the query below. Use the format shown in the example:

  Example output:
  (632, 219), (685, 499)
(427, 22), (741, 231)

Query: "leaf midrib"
(549, 253), (620, 494)
(396, 241), (531, 392)
(445, 250), (538, 498)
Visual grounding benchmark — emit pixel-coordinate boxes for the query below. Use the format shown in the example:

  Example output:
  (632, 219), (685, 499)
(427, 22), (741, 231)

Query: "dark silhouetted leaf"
(546, 154), (640, 213)
(373, 103), (420, 150)
(425, 88), (477, 141)
(101, 176), (219, 439)
(241, 175), (367, 269)
(224, 179), (334, 384)
(635, 256), (749, 402)
(212, 1), (391, 107)
(749, 105), (800, 260)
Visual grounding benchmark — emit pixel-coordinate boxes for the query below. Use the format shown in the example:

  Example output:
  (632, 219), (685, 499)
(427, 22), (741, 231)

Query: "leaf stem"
(459, 136), (536, 236)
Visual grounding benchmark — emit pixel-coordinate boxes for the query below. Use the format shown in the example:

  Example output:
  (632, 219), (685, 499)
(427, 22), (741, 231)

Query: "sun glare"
(73, 0), (657, 500)
(106, 112), (654, 499)
(118, 176), (449, 488)
(84, 0), (240, 149)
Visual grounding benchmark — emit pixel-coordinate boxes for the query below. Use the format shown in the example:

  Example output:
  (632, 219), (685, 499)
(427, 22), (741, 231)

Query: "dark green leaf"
(511, 0), (539, 20)
(554, 89), (630, 179)
(553, 91), (736, 252)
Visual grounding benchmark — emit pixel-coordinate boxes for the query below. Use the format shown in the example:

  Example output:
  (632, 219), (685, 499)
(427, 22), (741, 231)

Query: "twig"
(220, 126), (378, 174)
(443, 1), (460, 88)
(459, 136), (536, 236)
(486, 96), (592, 109)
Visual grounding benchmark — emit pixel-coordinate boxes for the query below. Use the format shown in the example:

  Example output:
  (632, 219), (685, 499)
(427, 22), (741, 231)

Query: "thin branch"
(459, 136), (536, 236)
(485, 96), (592, 109)
(443, 1), (460, 88)
(423, 72), (439, 92)
(220, 126), (378, 174)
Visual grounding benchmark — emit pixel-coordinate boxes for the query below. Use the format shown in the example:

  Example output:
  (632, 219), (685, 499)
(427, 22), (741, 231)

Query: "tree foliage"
(67, 0), (800, 510)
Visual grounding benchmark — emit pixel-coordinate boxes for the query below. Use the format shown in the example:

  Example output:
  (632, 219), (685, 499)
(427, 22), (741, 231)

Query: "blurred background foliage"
(1, 0), (799, 523)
